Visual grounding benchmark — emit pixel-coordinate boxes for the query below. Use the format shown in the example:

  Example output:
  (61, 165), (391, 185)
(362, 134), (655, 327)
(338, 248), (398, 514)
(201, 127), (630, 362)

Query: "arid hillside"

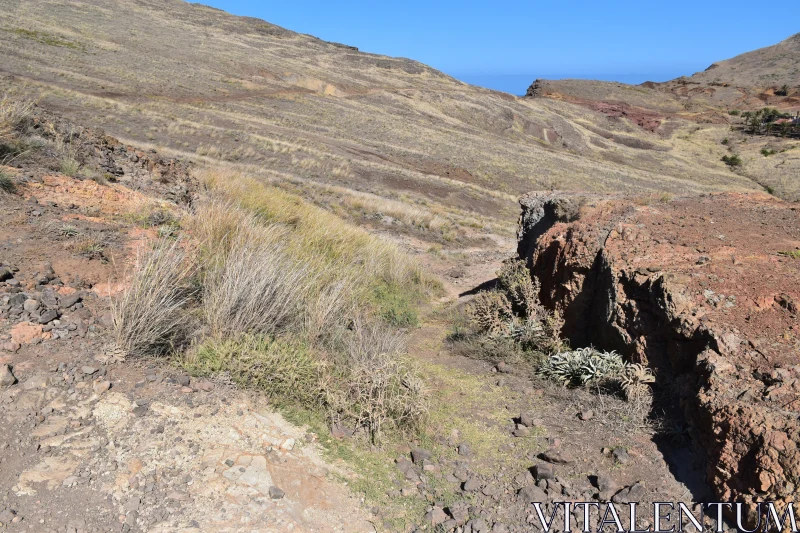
(0, 0), (773, 230)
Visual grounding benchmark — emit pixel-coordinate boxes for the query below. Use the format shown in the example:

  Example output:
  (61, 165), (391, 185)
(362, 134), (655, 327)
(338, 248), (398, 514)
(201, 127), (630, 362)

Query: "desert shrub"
(111, 238), (195, 357)
(59, 156), (80, 177)
(0, 94), (35, 161)
(370, 280), (419, 327)
(458, 259), (564, 362)
(186, 335), (324, 407)
(721, 154), (742, 167)
(728, 110), (740, 116)
(539, 347), (655, 402)
(721, 137), (729, 145)
(761, 148), (776, 157)
(327, 320), (428, 441)
(0, 172), (16, 194)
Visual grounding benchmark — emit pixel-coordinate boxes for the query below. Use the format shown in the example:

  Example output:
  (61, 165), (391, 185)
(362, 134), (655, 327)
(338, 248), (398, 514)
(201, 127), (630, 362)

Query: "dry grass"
(111, 238), (195, 357)
(202, 230), (311, 338)
(113, 168), (433, 441)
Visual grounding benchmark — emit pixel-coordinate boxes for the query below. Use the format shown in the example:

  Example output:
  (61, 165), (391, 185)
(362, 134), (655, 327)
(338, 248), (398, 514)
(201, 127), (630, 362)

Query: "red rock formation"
(518, 191), (800, 520)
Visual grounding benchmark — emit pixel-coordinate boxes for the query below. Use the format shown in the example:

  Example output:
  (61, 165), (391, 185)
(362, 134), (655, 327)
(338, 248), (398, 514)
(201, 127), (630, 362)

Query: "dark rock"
(268, 486), (285, 499)
(59, 292), (83, 309)
(534, 462), (554, 480)
(540, 448), (574, 464)
(38, 309), (59, 324)
(411, 447), (432, 465)
(612, 447), (630, 465)
(612, 482), (645, 504)
(518, 484), (547, 503)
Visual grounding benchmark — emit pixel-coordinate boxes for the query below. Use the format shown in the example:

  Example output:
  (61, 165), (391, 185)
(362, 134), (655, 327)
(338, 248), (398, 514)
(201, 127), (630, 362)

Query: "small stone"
(462, 477), (481, 492)
(82, 366), (98, 375)
(195, 380), (214, 392)
(540, 448), (574, 464)
(518, 484), (547, 503)
(0, 365), (17, 387)
(0, 509), (16, 525)
(93, 380), (112, 395)
(279, 438), (295, 451)
(457, 443), (471, 456)
(534, 463), (554, 481)
(512, 426), (529, 437)
(496, 361), (510, 373)
(425, 507), (447, 526)
(518, 413), (534, 427)
(411, 447), (432, 465)
(38, 309), (59, 324)
(579, 410), (594, 421)
(177, 375), (190, 386)
(268, 486), (285, 499)
(612, 447), (630, 464)
(23, 299), (40, 312)
(1, 341), (20, 353)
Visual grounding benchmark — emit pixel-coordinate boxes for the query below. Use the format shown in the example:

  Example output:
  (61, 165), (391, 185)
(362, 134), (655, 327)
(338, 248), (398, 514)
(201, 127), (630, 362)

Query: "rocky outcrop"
(518, 191), (800, 521)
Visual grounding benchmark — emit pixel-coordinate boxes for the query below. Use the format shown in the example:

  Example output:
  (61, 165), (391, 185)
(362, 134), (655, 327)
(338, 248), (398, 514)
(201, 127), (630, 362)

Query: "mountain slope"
(0, 0), (768, 224)
(686, 32), (800, 88)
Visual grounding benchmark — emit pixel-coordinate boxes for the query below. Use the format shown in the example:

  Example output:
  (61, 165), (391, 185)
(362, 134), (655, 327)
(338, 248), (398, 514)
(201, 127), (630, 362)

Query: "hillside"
(684, 32), (800, 89)
(0, 0), (771, 230)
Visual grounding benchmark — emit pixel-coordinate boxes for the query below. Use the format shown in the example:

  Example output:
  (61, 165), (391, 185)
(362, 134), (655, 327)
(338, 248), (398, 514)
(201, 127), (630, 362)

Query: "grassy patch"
(185, 335), (324, 407)
(8, 28), (84, 50)
(778, 250), (800, 259)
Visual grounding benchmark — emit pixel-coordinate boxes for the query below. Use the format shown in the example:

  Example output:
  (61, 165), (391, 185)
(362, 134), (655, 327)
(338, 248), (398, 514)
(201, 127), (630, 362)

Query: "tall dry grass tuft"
(111, 238), (195, 357)
(202, 231), (311, 338)
(194, 167), (434, 293)
(0, 94), (34, 144)
(115, 167), (433, 441)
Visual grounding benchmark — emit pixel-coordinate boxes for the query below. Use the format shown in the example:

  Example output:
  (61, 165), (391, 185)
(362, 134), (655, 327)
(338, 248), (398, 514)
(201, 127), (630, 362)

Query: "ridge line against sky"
(195, 1), (800, 95)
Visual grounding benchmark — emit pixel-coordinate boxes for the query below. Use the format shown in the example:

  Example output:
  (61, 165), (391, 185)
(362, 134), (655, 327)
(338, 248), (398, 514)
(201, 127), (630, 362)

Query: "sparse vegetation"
(721, 154), (742, 167)
(728, 110), (740, 116)
(721, 137), (729, 145)
(538, 347), (655, 401)
(9, 28), (83, 50)
(451, 259), (564, 365)
(778, 250), (800, 259)
(111, 238), (196, 357)
(113, 168), (435, 442)
(761, 148), (777, 157)
(0, 172), (16, 194)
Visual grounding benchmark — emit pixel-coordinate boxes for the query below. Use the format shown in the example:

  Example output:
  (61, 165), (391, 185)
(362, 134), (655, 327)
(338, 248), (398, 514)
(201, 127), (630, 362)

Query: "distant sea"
(453, 73), (682, 96)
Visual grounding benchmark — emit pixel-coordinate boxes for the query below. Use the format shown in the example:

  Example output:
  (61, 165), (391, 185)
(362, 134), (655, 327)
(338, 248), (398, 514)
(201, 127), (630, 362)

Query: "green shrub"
(728, 110), (740, 116)
(538, 347), (654, 401)
(59, 156), (80, 177)
(761, 148), (776, 157)
(187, 334), (324, 407)
(721, 154), (742, 167)
(721, 137), (729, 145)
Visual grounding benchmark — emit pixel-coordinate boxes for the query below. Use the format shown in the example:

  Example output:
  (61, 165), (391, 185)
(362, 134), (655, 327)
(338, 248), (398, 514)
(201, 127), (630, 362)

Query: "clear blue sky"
(197, 1), (800, 94)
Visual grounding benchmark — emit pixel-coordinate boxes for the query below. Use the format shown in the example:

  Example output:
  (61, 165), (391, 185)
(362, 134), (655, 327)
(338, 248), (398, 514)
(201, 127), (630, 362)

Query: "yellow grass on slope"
(192, 167), (441, 325)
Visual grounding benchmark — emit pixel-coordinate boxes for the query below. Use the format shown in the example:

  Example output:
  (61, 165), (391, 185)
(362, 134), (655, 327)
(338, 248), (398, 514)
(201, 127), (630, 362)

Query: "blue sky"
(197, 1), (800, 94)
